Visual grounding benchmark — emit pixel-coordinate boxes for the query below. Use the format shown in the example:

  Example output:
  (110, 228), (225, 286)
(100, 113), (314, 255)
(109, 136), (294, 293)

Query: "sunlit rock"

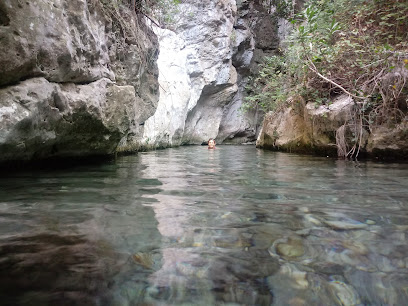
(141, 28), (191, 149)
(141, 0), (278, 147)
(257, 91), (408, 158)
(256, 96), (313, 153)
(256, 95), (358, 156)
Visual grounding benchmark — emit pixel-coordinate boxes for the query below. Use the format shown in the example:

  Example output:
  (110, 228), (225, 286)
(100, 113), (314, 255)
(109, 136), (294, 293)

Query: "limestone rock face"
(142, 0), (280, 147)
(257, 94), (408, 158)
(1, 0), (288, 162)
(142, 0), (242, 146)
(0, 0), (113, 86)
(256, 106), (311, 152)
(0, 0), (159, 163)
(140, 28), (191, 149)
(0, 77), (149, 161)
(367, 122), (408, 158)
(256, 95), (355, 155)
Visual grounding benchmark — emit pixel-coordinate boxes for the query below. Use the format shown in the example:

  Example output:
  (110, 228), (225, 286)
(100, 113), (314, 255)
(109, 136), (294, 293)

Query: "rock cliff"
(141, 0), (281, 148)
(0, 0), (287, 164)
(0, 0), (159, 163)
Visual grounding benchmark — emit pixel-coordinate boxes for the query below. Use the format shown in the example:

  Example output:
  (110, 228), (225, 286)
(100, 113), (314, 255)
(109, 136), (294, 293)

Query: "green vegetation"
(133, 0), (181, 25)
(246, 0), (408, 113)
(98, 0), (181, 27)
(244, 0), (408, 157)
(94, 0), (181, 78)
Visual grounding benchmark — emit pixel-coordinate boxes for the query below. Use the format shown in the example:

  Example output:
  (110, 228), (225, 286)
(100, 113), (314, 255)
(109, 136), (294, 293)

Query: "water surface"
(1, 146), (408, 305)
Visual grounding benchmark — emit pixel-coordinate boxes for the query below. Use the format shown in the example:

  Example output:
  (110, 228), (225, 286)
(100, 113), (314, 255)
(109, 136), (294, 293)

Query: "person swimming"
(208, 138), (216, 149)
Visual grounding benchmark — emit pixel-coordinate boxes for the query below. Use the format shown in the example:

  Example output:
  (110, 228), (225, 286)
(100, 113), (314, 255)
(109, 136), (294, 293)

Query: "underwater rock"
(280, 264), (309, 289)
(342, 240), (369, 256)
(132, 252), (154, 269)
(272, 236), (305, 259)
(324, 220), (367, 230)
(288, 297), (307, 306)
(304, 214), (323, 226)
(328, 280), (361, 306)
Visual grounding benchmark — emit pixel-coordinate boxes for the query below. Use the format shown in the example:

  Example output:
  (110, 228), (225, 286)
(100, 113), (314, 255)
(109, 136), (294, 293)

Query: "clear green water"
(0, 146), (408, 305)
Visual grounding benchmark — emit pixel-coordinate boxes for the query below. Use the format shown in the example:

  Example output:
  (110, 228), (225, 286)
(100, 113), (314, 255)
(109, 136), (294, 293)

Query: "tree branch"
(307, 60), (366, 100)
(137, 10), (162, 28)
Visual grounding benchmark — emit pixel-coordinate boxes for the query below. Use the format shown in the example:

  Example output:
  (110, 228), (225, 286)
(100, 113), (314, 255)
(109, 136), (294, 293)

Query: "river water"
(0, 146), (407, 305)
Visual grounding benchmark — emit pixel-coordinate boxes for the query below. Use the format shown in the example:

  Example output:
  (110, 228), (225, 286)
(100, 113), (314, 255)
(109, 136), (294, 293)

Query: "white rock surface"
(141, 28), (191, 148)
(142, 0), (264, 147)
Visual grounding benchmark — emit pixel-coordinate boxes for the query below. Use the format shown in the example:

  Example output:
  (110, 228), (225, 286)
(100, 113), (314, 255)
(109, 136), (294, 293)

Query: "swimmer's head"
(208, 138), (216, 149)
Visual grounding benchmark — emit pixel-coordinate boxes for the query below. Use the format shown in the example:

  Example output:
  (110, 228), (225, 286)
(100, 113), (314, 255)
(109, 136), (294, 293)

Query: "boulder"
(257, 93), (407, 159)
(367, 121), (408, 158)
(256, 95), (356, 156)
(0, 77), (145, 162)
(256, 105), (312, 152)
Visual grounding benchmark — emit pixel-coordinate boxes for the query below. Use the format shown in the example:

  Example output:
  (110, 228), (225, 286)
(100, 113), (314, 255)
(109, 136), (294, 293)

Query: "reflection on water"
(0, 146), (408, 305)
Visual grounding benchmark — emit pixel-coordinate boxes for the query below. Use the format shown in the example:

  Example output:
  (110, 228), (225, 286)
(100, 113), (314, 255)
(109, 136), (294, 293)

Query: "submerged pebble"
(280, 264), (309, 289)
(132, 252), (153, 269)
(342, 240), (368, 255)
(329, 280), (361, 305)
(288, 297), (306, 306)
(272, 236), (305, 259)
(304, 214), (322, 226)
(324, 220), (367, 230)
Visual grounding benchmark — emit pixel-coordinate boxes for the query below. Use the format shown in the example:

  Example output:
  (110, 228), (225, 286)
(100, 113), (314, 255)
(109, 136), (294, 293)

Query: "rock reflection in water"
(0, 232), (122, 305)
(138, 148), (408, 305)
(0, 146), (408, 305)
(0, 160), (164, 305)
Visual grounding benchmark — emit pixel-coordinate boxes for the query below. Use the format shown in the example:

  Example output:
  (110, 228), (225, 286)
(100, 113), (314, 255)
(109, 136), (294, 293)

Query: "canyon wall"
(0, 0), (159, 163)
(141, 0), (281, 148)
(0, 0), (286, 164)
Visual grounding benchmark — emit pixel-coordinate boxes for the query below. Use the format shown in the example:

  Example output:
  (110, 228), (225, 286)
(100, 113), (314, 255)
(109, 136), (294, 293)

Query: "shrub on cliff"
(99, 0), (180, 27)
(245, 0), (408, 157)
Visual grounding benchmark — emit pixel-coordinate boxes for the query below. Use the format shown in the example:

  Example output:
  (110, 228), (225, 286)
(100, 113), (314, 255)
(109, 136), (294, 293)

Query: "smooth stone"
(329, 280), (361, 305)
(132, 252), (153, 269)
(396, 225), (408, 231)
(276, 237), (305, 258)
(324, 220), (367, 230)
(342, 240), (369, 255)
(288, 297), (306, 306)
(295, 228), (312, 236)
(304, 214), (322, 226)
(299, 207), (310, 213)
(280, 264), (309, 289)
